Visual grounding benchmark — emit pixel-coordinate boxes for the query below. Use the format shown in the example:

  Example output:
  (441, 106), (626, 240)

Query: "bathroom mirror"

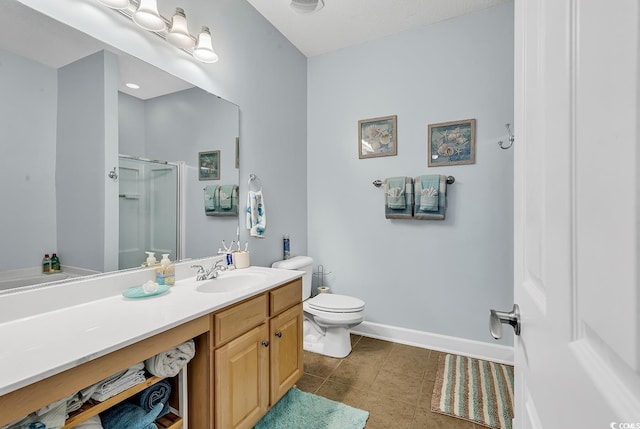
(0, 1), (240, 291)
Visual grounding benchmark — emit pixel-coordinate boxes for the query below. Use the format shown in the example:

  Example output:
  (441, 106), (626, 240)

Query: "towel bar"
(372, 176), (455, 187)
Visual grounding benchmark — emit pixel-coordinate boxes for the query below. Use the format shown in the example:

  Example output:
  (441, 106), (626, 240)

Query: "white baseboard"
(350, 321), (514, 365)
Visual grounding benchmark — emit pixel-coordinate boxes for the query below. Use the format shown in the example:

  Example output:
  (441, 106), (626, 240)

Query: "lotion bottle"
(158, 254), (175, 286)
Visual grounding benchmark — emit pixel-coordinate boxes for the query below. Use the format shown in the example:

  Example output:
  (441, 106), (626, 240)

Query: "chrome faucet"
(191, 260), (228, 281)
(191, 265), (207, 281)
(208, 259), (228, 279)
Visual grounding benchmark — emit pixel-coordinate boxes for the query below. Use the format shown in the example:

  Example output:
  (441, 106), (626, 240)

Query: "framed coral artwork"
(358, 115), (397, 159)
(427, 118), (476, 167)
(198, 150), (220, 180)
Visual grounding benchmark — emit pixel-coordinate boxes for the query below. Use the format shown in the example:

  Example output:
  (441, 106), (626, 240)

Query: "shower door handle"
(489, 304), (521, 339)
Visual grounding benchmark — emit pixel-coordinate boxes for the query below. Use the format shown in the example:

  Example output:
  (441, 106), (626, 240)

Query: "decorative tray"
(122, 284), (170, 299)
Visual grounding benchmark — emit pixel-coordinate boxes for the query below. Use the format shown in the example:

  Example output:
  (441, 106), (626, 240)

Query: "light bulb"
(166, 8), (194, 49)
(96, 0), (129, 9)
(289, 0), (324, 14)
(132, 0), (166, 32)
(193, 26), (219, 63)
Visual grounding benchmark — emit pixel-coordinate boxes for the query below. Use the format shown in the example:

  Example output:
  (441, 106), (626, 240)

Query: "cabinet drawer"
(270, 279), (302, 316)
(214, 294), (268, 347)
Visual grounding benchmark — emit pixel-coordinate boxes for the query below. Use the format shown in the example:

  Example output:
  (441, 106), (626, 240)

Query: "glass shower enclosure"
(118, 156), (180, 270)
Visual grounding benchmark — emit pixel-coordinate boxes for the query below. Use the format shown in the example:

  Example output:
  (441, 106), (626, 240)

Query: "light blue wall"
(56, 50), (119, 273)
(141, 89), (240, 259)
(307, 2), (515, 345)
(17, 0), (514, 346)
(0, 49), (58, 270)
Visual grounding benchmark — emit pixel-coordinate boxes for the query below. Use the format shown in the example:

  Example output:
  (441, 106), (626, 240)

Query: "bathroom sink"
(195, 271), (269, 293)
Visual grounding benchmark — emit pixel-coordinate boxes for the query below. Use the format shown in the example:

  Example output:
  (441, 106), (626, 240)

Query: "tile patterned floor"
(296, 335), (480, 429)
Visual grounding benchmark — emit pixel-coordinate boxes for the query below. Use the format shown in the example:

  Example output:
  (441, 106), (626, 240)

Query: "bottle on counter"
(42, 254), (52, 273)
(145, 251), (157, 267)
(283, 234), (290, 260)
(50, 253), (61, 272)
(155, 254), (175, 286)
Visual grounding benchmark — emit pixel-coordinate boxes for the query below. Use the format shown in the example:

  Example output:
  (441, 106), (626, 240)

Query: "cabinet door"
(215, 323), (269, 429)
(269, 303), (303, 404)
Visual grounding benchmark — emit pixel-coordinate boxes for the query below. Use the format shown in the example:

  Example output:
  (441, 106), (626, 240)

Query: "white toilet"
(271, 256), (365, 358)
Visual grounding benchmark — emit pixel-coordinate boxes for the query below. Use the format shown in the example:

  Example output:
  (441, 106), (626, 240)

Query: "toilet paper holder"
(313, 264), (331, 291)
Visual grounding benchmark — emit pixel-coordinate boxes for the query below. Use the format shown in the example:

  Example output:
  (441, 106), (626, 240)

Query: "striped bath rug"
(431, 354), (514, 429)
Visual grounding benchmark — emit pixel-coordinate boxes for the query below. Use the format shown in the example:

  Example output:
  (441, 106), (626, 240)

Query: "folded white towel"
(246, 190), (266, 238)
(88, 362), (146, 402)
(91, 370), (146, 402)
(2, 399), (68, 429)
(67, 381), (100, 413)
(145, 339), (196, 378)
(73, 415), (103, 429)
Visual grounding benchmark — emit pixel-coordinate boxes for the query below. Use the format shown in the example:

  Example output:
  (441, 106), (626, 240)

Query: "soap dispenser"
(145, 252), (156, 266)
(160, 254), (171, 267)
(156, 254), (175, 286)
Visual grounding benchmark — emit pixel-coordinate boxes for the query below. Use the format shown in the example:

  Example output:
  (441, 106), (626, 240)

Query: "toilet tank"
(271, 256), (313, 300)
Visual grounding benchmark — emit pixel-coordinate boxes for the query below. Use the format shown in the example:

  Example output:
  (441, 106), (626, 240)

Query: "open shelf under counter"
(64, 373), (185, 429)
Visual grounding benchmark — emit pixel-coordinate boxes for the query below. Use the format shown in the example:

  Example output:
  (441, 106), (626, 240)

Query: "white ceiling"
(0, 0), (510, 98)
(0, 0), (193, 100)
(246, 0), (510, 57)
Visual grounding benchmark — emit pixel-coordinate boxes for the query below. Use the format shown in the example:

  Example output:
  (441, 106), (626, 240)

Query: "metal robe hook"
(107, 167), (118, 180)
(498, 123), (515, 150)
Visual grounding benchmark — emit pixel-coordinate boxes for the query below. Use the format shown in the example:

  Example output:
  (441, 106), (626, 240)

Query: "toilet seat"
(307, 294), (365, 313)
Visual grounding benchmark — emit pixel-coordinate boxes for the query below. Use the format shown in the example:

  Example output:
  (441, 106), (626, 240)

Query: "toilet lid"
(308, 294), (365, 312)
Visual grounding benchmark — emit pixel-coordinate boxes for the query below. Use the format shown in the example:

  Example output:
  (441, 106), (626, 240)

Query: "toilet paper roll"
(234, 252), (250, 269)
(317, 286), (330, 294)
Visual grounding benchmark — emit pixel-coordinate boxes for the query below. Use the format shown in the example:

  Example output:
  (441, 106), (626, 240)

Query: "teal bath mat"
(254, 387), (369, 429)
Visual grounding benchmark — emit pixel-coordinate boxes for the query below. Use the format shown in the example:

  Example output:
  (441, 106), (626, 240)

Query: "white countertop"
(0, 265), (302, 397)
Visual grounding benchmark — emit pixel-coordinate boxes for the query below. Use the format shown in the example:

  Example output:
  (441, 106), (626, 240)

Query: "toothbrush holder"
(234, 252), (250, 269)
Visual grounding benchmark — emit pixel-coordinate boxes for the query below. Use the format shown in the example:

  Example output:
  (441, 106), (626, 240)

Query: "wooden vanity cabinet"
(212, 278), (303, 429)
(0, 315), (209, 429)
(269, 302), (303, 404)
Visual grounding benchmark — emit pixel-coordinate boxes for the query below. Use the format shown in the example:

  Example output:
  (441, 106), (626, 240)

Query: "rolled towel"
(144, 339), (195, 378)
(100, 402), (163, 429)
(136, 380), (172, 418)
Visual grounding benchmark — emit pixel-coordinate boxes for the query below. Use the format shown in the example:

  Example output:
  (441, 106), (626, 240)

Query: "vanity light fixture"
(132, 0), (166, 32)
(193, 26), (218, 63)
(166, 8), (195, 49)
(97, 0), (129, 9)
(94, 0), (218, 63)
(290, 0), (325, 14)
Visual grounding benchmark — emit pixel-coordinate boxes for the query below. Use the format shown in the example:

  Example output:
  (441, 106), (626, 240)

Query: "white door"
(512, 0), (640, 427)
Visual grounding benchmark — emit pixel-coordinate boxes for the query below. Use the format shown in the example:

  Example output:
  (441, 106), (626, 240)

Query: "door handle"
(489, 304), (521, 339)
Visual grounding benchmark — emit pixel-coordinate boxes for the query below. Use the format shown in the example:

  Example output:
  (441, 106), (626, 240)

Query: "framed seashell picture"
(427, 118), (476, 167)
(198, 150), (221, 180)
(358, 115), (397, 159)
